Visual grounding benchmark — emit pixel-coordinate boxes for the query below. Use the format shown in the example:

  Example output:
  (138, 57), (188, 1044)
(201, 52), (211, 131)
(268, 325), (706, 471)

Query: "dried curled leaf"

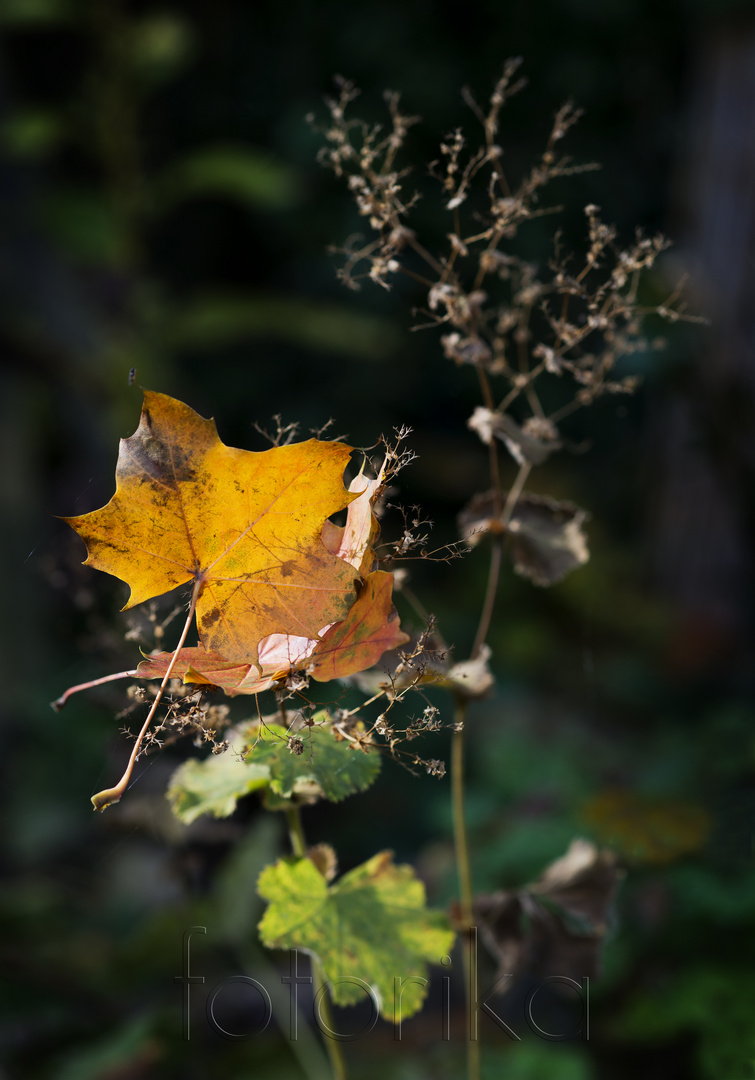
(135, 570), (409, 690)
(467, 406), (561, 465)
(62, 391), (359, 668)
(469, 839), (621, 990)
(442, 644), (495, 699)
(258, 851), (455, 1020)
(322, 468), (383, 576)
(307, 570), (410, 682)
(459, 489), (589, 586)
(507, 494), (589, 585)
(413, 643), (495, 700)
(307, 843), (339, 882)
(135, 634), (321, 695)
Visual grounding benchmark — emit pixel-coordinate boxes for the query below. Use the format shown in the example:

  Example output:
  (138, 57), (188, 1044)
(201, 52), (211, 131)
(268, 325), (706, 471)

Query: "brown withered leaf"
(135, 644), (287, 695)
(468, 839), (621, 990)
(467, 406), (561, 465)
(458, 490), (589, 587)
(458, 490), (503, 549)
(307, 570), (410, 682)
(307, 843), (339, 882)
(433, 644), (495, 700)
(529, 837), (621, 930)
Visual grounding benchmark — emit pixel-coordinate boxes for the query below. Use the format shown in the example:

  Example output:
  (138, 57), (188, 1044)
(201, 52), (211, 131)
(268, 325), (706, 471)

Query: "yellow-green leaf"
(258, 852), (454, 1021)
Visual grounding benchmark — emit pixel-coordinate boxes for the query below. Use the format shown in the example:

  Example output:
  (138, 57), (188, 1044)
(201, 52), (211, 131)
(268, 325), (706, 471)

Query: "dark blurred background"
(3, 1), (755, 1078)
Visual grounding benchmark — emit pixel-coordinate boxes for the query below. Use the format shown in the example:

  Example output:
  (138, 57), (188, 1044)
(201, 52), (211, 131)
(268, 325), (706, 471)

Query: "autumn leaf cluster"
(63, 390), (409, 693)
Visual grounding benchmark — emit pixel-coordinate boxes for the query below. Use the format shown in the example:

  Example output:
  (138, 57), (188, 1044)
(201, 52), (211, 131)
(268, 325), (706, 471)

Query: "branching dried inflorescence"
(315, 61), (693, 453)
(253, 414), (301, 447)
(315, 61), (701, 610)
(121, 681), (231, 755)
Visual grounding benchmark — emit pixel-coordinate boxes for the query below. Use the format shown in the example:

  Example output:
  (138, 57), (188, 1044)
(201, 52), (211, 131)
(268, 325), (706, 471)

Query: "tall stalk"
(286, 805), (348, 1080)
(451, 697), (481, 1080)
(453, 368), (507, 1080)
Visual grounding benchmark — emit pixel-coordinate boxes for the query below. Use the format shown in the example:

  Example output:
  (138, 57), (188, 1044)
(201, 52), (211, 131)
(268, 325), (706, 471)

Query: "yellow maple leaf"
(62, 391), (359, 668)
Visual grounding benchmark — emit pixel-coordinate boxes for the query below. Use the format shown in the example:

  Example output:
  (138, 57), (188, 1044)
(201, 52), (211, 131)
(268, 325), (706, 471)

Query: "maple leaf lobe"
(123, 395), (208, 485)
(63, 391), (360, 667)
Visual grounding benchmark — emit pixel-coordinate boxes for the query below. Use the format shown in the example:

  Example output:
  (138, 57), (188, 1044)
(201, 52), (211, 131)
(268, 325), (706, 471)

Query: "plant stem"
(311, 955), (347, 1080)
(501, 461), (531, 528)
(451, 697), (480, 1080)
(471, 535), (503, 661)
(451, 701), (473, 926)
(471, 457), (531, 660)
(90, 576), (202, 811)
(286, 805), (348, 1080)
(286, 805), (307, 858)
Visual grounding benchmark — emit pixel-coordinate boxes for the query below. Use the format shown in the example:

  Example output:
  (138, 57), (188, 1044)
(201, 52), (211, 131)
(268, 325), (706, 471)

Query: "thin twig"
(51, 668), (138, 712)
(90, 577), (202, 811)
(501, 461), (531, 527)
(471, 536), (503, 660)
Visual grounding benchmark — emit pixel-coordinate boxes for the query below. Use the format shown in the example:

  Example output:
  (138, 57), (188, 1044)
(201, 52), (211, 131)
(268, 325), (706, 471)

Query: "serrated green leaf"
(258, 852), (455, 1021)
(259, 721), (381, 803)
(167, 717), (380, 823)
(167, 744), (269, 824)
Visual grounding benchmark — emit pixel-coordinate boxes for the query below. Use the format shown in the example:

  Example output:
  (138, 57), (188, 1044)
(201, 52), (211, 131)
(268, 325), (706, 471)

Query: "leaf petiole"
(51, 669), (139, 712)
(90, 575), (204, 812)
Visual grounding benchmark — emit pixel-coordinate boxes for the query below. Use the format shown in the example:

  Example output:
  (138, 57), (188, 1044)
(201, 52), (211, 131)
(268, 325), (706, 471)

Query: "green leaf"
(258, 720), (381, 804)
(258, 852), (455, 1020)
(167, 734), (270, 824)
(166, 717), (380, 823)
